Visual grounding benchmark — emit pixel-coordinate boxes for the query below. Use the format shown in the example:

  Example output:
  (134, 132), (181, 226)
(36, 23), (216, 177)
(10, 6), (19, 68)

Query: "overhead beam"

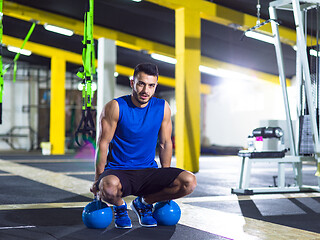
(3, 1), (174, 57)
(145, 0), (315, 47)
(3, 34), (211, 93)
(3, 1), (291, 86)
(3, 35), (82, 63)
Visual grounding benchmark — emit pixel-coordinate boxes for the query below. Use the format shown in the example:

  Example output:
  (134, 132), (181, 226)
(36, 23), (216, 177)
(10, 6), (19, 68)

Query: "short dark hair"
(133, 63), (159, 80)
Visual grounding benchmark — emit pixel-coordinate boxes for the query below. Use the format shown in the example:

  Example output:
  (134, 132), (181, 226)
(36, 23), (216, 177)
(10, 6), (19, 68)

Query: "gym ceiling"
(3, 0), (315, 91)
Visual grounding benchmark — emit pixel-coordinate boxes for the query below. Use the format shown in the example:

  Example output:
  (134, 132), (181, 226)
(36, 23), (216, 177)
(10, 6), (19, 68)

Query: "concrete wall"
(203, 78), (298, 148)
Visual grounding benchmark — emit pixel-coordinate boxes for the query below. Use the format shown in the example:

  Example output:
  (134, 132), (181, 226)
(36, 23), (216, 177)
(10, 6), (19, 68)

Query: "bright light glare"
(78, 82), (84, 91)
(78, 82), (97, 91)
(245, 31), (274, 44)
(7, 46), (32, 56)
(151, 53), (177, 64)
(199, 65), (259, 82)
(199, 65), (222, 77)
(218, 69), (258, 82)
(310, 49), (319, 57)
(44, 24), (74, 36)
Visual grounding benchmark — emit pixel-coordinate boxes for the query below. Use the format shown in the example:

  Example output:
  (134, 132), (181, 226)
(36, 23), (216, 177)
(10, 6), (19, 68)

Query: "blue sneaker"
(113, 202), (132, 229)
(131, 197), (157, 227)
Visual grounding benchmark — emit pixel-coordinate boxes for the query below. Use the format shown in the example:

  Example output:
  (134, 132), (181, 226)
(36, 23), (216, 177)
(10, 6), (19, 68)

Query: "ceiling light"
(151, 53), (177, 64)
(199, 65), (222, 77)
(114, 72), (119, 77)
(132, 0), (142, 2)
(245, 31), (274, 44)
(43, 24), (74, 36)
(310, 49), (319, 57)
(7, 46), (32, 56)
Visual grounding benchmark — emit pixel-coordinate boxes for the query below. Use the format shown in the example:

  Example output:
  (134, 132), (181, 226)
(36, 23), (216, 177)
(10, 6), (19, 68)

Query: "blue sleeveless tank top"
(106, 95), (165, 170)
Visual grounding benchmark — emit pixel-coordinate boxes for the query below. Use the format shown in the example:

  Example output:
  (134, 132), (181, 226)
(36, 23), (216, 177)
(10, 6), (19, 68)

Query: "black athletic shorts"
(96, 167), (184, 197)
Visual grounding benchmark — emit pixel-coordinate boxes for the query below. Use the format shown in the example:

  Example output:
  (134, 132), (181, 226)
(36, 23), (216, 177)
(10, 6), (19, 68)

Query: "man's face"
(130, 72), (158, 107)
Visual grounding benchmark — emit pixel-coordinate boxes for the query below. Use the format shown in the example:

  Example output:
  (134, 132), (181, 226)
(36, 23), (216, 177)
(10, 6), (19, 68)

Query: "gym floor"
(0, 151), (320, 240)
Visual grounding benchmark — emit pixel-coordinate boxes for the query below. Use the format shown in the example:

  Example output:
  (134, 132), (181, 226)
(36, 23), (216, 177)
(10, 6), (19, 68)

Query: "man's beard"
(132, 91), (152, 105)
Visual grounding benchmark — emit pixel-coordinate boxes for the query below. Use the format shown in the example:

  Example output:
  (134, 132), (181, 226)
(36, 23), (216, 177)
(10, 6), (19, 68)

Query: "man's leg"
(98, 175), (124, 206)
(143, 170), (197, 204)
(98, 174), (132, 229)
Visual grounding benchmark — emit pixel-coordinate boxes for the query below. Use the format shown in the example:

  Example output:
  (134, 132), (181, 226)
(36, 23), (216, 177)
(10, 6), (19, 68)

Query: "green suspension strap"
(75, 0), (96, 146)
(0, 0), (36, 124)
(5, 21), (37, 82)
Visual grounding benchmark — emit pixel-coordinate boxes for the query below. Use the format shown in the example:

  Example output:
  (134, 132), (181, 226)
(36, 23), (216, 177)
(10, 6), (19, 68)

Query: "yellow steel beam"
(3, 1), (174, 57)
(3, 0), (293, 87)
(4, 32), (285, 92)
(3, 33), (282, 90)
(175, 7), (201, 172)
(3, 35), (83, 64)
(50, 55), (66, 154)
(3, 34), (211, 93)
(5, 0), (300, 50)
(145, 0), (315, 46)
(3, 1), (287, 86)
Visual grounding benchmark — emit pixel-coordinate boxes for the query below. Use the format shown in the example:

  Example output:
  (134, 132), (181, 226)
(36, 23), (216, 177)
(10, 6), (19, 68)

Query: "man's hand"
(90, 180), (98, 196)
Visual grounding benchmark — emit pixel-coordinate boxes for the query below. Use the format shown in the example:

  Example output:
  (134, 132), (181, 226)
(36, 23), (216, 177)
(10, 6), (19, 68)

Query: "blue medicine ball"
(82, 199), (113, 229)
(153, 200), (181, 226)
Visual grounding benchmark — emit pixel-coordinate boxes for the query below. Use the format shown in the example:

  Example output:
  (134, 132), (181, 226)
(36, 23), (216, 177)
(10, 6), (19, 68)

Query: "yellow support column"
(50, 55), (66, 154)
(175, 7), (201, 172)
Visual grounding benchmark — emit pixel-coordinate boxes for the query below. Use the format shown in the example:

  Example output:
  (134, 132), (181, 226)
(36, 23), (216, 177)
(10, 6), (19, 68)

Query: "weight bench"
(231, 150), (302, 194)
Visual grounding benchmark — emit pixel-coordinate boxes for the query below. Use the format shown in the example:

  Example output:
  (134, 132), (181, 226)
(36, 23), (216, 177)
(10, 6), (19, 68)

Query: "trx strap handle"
(75, 0), (96, 146)
(240, 19), (281, 41)
(240, 1), (280, 41)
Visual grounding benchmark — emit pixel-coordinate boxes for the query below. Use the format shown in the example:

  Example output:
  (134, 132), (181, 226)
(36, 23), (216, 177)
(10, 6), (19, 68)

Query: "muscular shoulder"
(101, 100), (119, 122)
(163, 100), (171, 121)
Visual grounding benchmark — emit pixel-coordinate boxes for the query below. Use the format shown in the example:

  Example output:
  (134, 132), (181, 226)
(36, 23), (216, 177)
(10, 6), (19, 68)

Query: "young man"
(91, 63), (197, 228)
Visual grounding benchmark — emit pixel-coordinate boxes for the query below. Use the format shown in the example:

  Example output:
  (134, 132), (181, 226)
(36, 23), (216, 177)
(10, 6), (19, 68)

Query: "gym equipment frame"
(232, 0), (320, 194)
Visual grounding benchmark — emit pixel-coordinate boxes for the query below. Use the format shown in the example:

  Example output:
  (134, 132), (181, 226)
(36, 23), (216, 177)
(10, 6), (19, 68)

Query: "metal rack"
(232, 0), (320, 194)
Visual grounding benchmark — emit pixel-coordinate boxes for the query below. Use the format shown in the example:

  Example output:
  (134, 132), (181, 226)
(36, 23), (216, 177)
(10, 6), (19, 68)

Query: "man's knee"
(178, 171), (197, 195)
(99, 175), (122, 202)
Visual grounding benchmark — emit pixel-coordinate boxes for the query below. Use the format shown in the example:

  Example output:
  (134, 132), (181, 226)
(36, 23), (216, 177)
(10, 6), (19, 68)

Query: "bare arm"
(92, 100), (119, 193)
(158, 101), (173, 168)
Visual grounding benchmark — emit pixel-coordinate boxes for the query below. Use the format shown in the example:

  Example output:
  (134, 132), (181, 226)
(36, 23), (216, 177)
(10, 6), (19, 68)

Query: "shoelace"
(140, 204), (153, 217)
(115, 207), (128, 218)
